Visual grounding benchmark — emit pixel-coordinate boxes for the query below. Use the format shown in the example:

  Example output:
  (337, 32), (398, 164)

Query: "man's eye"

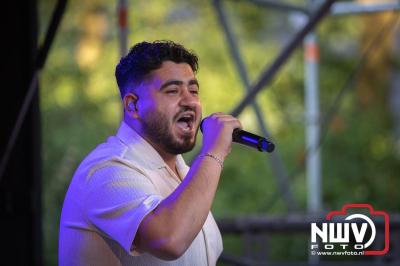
(166, 89), (178, 94)
(190, 90), (199, 95)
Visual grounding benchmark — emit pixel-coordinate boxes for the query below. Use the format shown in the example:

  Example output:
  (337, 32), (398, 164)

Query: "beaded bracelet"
(200, 152), (224, 169)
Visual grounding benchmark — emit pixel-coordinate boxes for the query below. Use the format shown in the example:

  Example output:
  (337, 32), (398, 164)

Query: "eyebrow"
(159, 79), (199, 90)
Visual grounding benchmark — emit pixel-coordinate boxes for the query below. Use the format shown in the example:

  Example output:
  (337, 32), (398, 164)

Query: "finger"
(226, 119), (242, 130)
(204, 113), (242, 130)
(213, 115), (241, 126)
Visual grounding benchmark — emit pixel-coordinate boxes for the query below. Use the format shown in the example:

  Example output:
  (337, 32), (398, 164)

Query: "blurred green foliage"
(38, 0), (400, 264)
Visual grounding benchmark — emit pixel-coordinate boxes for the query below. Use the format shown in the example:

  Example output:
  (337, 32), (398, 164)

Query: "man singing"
(59, 40), (241, 265)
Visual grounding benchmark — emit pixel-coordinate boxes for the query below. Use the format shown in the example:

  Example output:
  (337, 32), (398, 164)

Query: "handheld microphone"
(200, 119), (275, 153)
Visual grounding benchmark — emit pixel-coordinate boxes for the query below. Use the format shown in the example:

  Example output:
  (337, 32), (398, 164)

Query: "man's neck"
(124, 118), (179, 176)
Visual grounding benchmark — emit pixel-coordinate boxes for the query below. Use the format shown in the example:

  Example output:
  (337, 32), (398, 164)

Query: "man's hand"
(200, 113), (242, 160)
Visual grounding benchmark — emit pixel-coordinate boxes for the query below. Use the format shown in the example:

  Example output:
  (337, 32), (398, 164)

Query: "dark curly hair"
(115, 40), (199, 98)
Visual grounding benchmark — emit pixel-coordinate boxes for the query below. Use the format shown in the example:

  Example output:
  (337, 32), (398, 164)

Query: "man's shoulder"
(74, 135), (146, 180)
(84, 135), (129, 166)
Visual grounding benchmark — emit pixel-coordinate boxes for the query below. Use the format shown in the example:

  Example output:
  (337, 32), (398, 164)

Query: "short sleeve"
(84, 164), (163, 255)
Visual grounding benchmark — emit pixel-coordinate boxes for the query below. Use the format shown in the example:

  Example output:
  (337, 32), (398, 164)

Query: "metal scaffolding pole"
(230, 0), (336, 117)
(304, 32), (321, 214)
(224, 0), (400, 215)
(213, 0), (297, 211)
(241, 0), (309, 13)
(117, 0), (128, 56)
(212, 0), (400, 263)
(331, 1), (400, 16)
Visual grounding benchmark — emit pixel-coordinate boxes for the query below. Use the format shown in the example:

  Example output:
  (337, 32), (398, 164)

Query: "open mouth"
(176, 112), (195, 133)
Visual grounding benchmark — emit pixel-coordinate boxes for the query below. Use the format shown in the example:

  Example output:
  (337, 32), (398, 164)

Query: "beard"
(141, 108), (198, 154)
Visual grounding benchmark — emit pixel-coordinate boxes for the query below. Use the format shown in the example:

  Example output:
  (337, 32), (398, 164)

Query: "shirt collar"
(116, 121), (189, 172)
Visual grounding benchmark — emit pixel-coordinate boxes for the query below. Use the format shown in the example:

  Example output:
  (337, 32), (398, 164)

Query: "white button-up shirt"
(59, 122), (223, 265)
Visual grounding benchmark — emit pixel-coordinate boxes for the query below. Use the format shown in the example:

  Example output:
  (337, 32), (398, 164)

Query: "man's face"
(135, 61), (202, 155)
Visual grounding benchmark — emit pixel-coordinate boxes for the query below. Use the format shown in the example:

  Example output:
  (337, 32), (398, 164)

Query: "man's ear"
(123, 93), (139, 118)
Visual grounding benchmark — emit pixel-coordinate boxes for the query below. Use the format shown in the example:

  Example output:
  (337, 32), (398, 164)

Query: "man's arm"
(134, 113), (241, 260)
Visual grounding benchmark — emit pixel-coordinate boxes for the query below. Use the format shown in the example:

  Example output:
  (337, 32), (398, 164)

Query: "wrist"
(200, 147), (227, 160)
(199, 152), (224, 169)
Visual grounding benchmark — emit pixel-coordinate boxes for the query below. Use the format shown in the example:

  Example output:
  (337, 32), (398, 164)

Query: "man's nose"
(180, 89), (199, 107)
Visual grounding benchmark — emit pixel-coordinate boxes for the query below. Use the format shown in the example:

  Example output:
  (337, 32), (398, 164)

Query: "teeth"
(178, 113), (194, 121)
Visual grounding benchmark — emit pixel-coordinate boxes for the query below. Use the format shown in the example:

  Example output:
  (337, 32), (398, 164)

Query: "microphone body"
(200, 119), (275, 153)
(232, 129), (275, 153)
